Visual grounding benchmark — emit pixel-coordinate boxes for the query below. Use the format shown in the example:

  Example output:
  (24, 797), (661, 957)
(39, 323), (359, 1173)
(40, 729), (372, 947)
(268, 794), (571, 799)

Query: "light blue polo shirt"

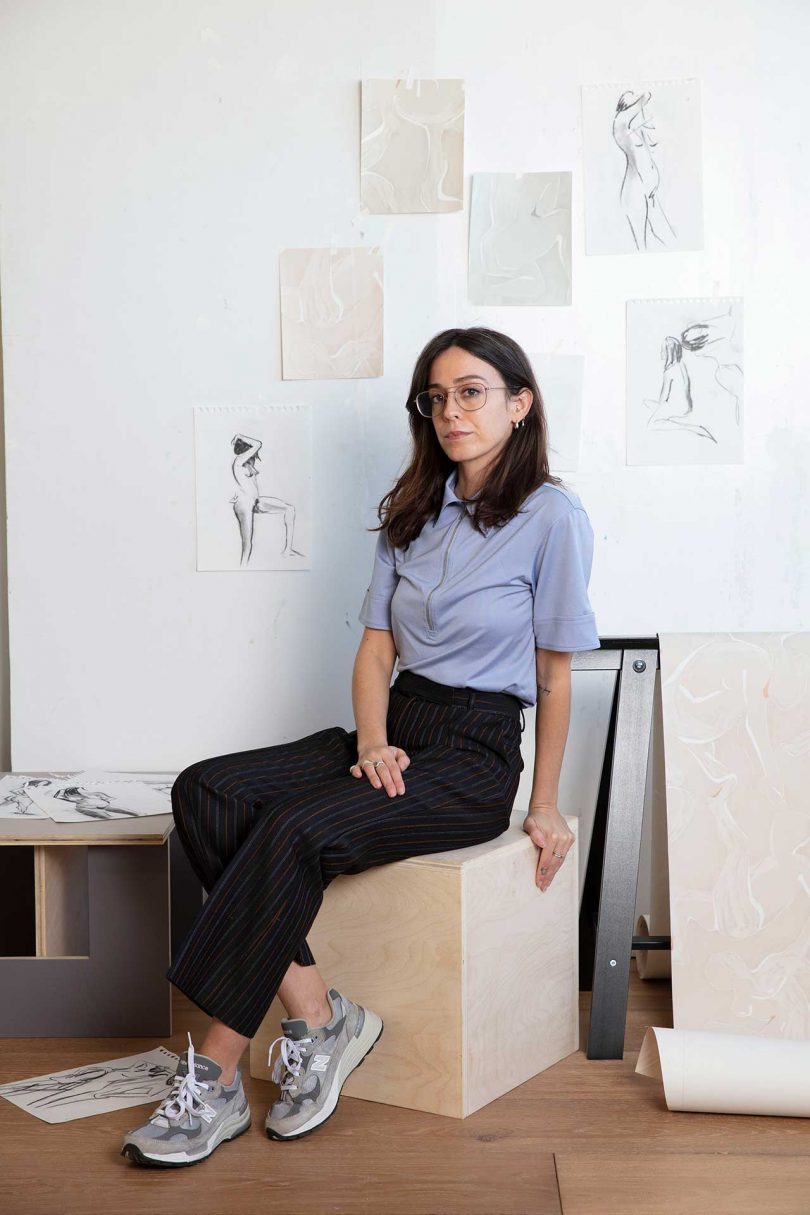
(358, 467), (600, 708)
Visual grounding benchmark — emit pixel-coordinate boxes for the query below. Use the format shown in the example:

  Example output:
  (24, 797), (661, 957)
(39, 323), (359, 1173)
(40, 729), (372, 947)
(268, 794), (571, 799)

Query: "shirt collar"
(440, 467), (481, 517)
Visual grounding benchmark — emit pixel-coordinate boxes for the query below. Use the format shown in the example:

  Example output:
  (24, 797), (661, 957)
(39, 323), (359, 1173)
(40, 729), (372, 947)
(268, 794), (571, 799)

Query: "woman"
(121, 326), (600, 1168)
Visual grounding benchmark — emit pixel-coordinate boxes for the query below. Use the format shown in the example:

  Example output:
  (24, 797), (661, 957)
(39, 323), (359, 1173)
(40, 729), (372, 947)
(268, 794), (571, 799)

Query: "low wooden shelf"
(0, 793), (174, 1038)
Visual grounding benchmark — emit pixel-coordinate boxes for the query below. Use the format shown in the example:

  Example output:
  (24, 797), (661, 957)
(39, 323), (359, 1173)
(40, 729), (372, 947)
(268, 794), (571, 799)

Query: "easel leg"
(584, 647), (657, 1059)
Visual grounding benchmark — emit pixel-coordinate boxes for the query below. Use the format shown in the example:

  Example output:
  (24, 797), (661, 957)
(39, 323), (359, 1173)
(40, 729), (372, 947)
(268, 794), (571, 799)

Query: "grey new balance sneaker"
(265, 987), (383, 1141)
(120, 1032), (251, 1167)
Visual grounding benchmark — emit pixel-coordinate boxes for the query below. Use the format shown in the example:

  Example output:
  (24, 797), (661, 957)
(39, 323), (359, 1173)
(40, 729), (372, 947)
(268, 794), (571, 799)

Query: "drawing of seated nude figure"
(613, 90), (676, 251)
(229, 434), (305, 567)
(644, 336), (719, 443)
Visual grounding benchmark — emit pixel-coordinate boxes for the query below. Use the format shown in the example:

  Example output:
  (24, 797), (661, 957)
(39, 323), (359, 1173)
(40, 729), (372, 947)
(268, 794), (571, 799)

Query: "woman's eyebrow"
(426, 375), (490, 388)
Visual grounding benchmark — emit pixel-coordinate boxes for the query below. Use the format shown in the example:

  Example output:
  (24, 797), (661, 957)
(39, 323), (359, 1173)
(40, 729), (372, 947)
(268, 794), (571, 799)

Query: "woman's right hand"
(349, 744), (410, 797)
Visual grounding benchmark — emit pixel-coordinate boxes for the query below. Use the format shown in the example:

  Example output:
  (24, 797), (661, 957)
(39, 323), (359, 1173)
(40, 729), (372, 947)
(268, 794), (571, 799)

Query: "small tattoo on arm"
(537, 683), (552, 697)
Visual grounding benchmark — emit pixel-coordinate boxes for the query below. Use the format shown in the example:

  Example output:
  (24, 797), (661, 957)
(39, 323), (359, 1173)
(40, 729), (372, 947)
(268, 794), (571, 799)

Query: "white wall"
(1, 1), (808, 938)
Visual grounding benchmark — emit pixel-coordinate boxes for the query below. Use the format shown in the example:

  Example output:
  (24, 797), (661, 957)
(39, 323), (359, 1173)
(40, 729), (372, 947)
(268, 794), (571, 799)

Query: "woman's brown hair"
(372, 326), (565, 547)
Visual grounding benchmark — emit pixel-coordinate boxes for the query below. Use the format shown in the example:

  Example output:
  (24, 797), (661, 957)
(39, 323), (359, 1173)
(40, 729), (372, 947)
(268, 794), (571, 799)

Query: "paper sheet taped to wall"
(636, 1026), (810, 1118)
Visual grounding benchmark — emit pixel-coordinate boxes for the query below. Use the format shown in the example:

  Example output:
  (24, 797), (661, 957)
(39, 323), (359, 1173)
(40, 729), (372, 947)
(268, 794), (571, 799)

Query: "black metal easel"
(574, 636), (670, 1059)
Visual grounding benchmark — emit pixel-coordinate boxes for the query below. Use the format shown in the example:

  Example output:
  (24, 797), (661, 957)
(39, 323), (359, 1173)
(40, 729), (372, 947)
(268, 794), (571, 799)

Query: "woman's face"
(427, 346), (531, 477)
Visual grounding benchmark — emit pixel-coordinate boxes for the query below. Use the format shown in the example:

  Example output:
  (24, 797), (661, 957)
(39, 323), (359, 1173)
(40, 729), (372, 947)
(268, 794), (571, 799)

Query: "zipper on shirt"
(425, 510), (465, 633)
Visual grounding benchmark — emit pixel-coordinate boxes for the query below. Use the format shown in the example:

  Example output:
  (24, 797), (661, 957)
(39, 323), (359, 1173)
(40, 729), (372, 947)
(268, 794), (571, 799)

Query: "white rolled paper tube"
(634, 912), (671, 979)
(636, 1026), (810, 1118)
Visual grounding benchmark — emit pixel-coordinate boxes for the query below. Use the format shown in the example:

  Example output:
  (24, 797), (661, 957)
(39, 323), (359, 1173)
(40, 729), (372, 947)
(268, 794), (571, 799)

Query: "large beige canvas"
(360, 79), (464, 213)
(659, 633), (810, 1038)
(279, 247), (383, 379)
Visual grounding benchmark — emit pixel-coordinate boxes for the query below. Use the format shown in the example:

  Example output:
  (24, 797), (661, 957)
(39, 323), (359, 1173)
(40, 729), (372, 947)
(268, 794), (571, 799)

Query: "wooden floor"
(1, 961), (809, 1215)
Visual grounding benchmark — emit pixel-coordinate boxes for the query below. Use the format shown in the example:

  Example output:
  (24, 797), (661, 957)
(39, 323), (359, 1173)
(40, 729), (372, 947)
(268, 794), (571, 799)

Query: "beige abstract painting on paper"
(360, 78), (464, 214)
(279, 247), (383, 380)
(659, 633), (810, 1039)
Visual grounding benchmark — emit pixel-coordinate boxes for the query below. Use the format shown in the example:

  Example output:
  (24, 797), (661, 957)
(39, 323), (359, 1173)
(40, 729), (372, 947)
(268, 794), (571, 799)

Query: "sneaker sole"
(265, 1009), (384, 1142)
(120, 1103), (252, 1167)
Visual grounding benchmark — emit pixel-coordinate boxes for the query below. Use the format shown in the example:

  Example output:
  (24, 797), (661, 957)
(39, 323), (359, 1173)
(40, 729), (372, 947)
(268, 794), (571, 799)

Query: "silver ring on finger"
(372, 759), (386, 768)
(553, 851), (564, 858)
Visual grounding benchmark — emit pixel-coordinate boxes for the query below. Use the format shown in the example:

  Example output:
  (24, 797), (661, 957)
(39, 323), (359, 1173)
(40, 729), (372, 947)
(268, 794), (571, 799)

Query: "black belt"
(391, 670), (523, 722)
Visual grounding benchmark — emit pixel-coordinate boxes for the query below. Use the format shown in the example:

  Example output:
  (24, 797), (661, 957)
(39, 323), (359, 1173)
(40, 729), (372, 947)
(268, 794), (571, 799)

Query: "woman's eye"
(462, 386), (483, 399)
(430, 393), (447, 406)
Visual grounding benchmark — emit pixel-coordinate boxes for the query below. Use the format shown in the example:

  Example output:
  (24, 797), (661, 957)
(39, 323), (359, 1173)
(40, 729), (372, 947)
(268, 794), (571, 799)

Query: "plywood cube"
(250, 811), (579, 1118)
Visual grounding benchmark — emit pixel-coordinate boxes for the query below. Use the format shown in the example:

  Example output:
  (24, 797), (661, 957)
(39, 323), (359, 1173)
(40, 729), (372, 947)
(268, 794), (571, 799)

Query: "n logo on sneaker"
(310, 1054), (331, 1072)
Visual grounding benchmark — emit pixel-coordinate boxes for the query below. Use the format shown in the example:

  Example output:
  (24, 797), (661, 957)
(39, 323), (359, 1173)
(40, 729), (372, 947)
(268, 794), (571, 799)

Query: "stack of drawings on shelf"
(0, 771), (177, 822)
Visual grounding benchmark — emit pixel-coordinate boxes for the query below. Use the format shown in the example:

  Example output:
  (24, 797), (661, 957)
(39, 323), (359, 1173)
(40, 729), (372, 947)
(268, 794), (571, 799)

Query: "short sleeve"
(532, 508), (600, 652)
(358, 528), (397, 630)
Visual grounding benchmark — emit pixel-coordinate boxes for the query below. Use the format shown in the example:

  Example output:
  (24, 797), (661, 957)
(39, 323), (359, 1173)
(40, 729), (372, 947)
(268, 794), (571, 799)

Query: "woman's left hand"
(522, 805), (575, 892)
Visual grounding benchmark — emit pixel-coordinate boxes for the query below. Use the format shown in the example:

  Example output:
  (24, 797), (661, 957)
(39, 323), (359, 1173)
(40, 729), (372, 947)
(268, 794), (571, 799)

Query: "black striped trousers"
(166, 673), (526, 1039)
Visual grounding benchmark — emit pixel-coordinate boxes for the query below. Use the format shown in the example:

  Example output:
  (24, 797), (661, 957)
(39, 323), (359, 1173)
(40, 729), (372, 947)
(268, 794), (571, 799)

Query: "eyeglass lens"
(415, 384), (488, 416)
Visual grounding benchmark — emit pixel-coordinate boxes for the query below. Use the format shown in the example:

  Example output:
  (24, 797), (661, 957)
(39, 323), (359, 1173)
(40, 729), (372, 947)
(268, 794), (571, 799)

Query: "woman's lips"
(446, 432), (470, 439)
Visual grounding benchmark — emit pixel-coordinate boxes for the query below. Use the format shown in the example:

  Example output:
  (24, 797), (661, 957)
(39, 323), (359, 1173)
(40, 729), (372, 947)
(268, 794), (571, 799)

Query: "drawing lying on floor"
(626, 298), (744, 465)
(582, 79), (703, 255)
(194, 405), (312, 572)
(0, 1047), (179, 1124)
(0, 773), (73, 819)
(361, 78), (465, 213)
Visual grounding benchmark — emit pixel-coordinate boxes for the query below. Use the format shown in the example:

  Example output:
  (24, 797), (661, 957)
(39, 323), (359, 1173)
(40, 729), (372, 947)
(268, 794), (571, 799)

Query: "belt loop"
(468, 690), (477, 710)
(519, 706), (526, 733)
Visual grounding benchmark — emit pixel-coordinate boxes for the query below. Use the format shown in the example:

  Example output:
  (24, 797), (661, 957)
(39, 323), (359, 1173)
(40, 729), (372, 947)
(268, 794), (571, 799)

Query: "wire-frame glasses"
(412, 382), (512, 417)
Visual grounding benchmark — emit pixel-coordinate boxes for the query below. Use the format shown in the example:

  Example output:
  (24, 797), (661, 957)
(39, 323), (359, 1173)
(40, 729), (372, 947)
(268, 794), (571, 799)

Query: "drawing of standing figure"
(229, 434), (305, 567)
(613, 90), (676, 250)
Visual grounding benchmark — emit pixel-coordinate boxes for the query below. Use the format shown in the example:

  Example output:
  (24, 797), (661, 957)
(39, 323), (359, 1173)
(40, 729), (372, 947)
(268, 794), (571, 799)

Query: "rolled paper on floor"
(636, 1026), (810, 1118)
(634, 912), (672, 980)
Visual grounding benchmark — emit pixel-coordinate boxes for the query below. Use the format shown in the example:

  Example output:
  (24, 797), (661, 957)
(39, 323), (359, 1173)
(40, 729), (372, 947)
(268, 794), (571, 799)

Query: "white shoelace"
(151, 1031), (216, 1127)
(268, 1033), (314, 1095)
